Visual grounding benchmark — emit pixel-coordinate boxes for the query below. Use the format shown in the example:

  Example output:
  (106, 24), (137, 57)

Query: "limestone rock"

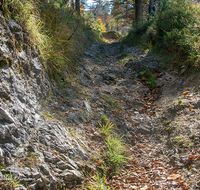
(0, 107), (15, 123)
(61, 169), (83, 184)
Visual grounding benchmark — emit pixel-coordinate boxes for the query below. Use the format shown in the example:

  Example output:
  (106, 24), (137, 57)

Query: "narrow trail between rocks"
(67, 42), (200, 190)
(1, 13), (200, 190)
(45, 43), (200, 190)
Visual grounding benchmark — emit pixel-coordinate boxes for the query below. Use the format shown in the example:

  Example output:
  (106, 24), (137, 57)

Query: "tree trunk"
(75, 0), (80, 15)
(148, 0), (154, 19)
(71, 0), (75, 10)
(135, 0), (143, 23)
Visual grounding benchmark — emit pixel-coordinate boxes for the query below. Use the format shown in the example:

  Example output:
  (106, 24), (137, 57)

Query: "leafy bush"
(124, 0), (200, 68)
(84, 12), (106, 36)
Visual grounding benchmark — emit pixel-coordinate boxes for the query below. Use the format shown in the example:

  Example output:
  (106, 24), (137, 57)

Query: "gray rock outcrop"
(0, 14), (88, 189)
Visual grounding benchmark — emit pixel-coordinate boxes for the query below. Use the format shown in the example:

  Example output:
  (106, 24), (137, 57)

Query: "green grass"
(117, 55), (133, 65)
(101, 114), (108, 122)
(2, 0), (98, 81)
(99, 120), (114, 135)
(86, 121), (128, 189)
(2, 172), (23, 189)
(139, 69), (157, 88)
(104, 134), (127, 174)
(146, 75), (157, 88)
(98, 121), (128, 175)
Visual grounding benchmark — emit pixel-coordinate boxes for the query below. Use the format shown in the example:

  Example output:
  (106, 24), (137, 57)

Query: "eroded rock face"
(0, 14), (87, 189)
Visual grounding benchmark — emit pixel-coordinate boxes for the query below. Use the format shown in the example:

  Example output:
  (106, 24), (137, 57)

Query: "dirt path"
(62, 42), (200, 189)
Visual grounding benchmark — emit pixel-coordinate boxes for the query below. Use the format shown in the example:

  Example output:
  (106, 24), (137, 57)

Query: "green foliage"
(84, 11), (106, 36)
(110, 0), (134, 33)
(124, 0), (200, 69)
(124, 20), (153, 46)
(146, 75), (157, 88)
(86, 121), (128, 189)
(101, 114), (108, 124)
(104, 134), (127, 174)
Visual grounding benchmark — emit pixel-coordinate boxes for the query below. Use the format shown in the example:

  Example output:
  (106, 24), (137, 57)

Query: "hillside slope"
(0, 11), (200, 190)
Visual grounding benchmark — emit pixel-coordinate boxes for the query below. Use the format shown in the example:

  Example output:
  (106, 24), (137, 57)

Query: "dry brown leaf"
(148, 112), (154, 116)
(182, 185), (189, 189)
(149, 185), (154, 190)
(112, 110), (117, 115)
(167, 174), (182, 181)
(96, 161), (104, 165)
(176, 180), (184, 184)
(132, 160), (138, 167)
(189, 155), (198, 159)
(183, 91), (190, 94)
(195, 155), (200, 161)
(141, 178), (148, 182)
(192, 148), (197, 154)
(90, 170), (95, 176)
(140, 185), (149, 190)
(132, 168), (137, 171)
(114, 183), (121, 189)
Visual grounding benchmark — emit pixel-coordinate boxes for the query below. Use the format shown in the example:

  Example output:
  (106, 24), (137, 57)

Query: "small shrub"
(139, 69), (157, 88)
(86, 121), (128, 189)
(101, 114), (108, 124)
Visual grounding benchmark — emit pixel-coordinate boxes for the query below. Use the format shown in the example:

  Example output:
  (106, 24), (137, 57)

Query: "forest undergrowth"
(124, 0), (200, 74)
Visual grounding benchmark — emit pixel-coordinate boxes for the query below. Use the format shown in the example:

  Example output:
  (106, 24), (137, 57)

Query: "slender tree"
(135, 0), (143, 22)
(76, 0), (80, 15)
(71, 0), (75, 10)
